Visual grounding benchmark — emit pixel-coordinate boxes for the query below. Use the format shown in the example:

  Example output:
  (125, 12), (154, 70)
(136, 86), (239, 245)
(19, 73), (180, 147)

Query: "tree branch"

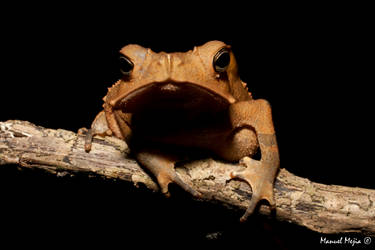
(0, 120), (374, 236)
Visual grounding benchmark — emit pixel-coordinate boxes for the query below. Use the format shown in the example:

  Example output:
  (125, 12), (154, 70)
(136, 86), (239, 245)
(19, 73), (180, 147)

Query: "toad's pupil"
(214, 49), (230, 72)
(216, 52), (229, 68)
(119, 56), (134, 75)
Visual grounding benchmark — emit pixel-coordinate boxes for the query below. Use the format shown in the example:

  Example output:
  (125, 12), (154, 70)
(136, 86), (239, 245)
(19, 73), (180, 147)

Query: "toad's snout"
(160, 83), (180, 92)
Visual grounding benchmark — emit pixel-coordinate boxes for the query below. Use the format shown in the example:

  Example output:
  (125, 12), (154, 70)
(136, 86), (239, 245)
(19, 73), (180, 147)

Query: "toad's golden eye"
(213, 48), (230, 73)
(119, 54), (134, 75)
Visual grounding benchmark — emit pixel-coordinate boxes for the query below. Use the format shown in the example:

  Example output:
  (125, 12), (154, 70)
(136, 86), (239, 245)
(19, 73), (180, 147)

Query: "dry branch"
(0, 120), (374, 236)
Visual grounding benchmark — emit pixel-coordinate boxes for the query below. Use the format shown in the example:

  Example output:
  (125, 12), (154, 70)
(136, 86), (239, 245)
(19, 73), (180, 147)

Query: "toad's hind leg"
(136, 149), (201, 198)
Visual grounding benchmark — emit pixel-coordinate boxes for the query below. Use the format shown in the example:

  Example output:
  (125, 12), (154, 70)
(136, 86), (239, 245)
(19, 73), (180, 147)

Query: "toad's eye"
(213, 48), (230, 73)
(119, 54), (134, 75)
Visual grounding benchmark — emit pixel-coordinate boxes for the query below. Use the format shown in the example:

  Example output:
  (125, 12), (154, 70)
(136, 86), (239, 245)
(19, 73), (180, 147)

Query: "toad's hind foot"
(136, 150), (202, 199)
(157, 167), (202, 198)
(230, 157), (276, 222)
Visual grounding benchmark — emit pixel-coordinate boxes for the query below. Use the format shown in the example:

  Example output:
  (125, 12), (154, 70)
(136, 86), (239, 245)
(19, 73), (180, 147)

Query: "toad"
(81, 41), (280, 221)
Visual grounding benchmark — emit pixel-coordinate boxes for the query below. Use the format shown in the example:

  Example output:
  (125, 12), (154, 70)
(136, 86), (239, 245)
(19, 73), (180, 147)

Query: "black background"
(0, 3), (373, 249)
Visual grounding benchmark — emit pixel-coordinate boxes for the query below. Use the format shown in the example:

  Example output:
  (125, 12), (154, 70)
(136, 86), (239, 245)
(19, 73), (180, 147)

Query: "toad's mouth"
(116, 81), (234, 114)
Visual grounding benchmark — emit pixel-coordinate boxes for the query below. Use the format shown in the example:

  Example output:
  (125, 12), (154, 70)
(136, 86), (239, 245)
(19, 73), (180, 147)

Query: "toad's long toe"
(157, 169), (202, 198)
(136, 150), (202, 199)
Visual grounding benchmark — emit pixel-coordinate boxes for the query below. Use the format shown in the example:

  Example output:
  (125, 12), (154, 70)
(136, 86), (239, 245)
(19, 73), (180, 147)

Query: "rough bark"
(0, 120), (374, 236)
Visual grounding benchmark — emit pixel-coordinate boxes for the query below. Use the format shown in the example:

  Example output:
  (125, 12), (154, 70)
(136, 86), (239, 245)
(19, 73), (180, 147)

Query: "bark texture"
(0, 120), (374, 236)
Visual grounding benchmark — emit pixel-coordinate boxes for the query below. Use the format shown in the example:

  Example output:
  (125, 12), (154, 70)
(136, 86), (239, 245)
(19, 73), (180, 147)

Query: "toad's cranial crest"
(80, 40), (280, 222)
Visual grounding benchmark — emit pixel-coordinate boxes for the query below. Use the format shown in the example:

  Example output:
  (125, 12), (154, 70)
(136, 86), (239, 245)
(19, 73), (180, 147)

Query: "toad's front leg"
(229, 99), (280, 222)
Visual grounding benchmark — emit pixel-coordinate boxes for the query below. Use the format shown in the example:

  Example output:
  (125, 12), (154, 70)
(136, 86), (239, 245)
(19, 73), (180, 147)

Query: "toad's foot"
(78, 127), (94, 152)
(136, 150), (202, 198)
(230, 156), (276, 222)
(155, 165), (202, 198)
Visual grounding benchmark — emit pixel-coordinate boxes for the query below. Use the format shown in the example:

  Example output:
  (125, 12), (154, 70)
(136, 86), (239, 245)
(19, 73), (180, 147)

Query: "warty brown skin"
(82, 41), (280, 221)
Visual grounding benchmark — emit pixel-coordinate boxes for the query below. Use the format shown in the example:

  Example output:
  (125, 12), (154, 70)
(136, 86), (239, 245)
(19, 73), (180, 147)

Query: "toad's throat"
(117, 81), (233, 114)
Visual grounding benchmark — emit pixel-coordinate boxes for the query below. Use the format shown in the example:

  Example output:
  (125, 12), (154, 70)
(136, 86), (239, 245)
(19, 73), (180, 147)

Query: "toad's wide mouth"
(116, 81), (234, 114)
